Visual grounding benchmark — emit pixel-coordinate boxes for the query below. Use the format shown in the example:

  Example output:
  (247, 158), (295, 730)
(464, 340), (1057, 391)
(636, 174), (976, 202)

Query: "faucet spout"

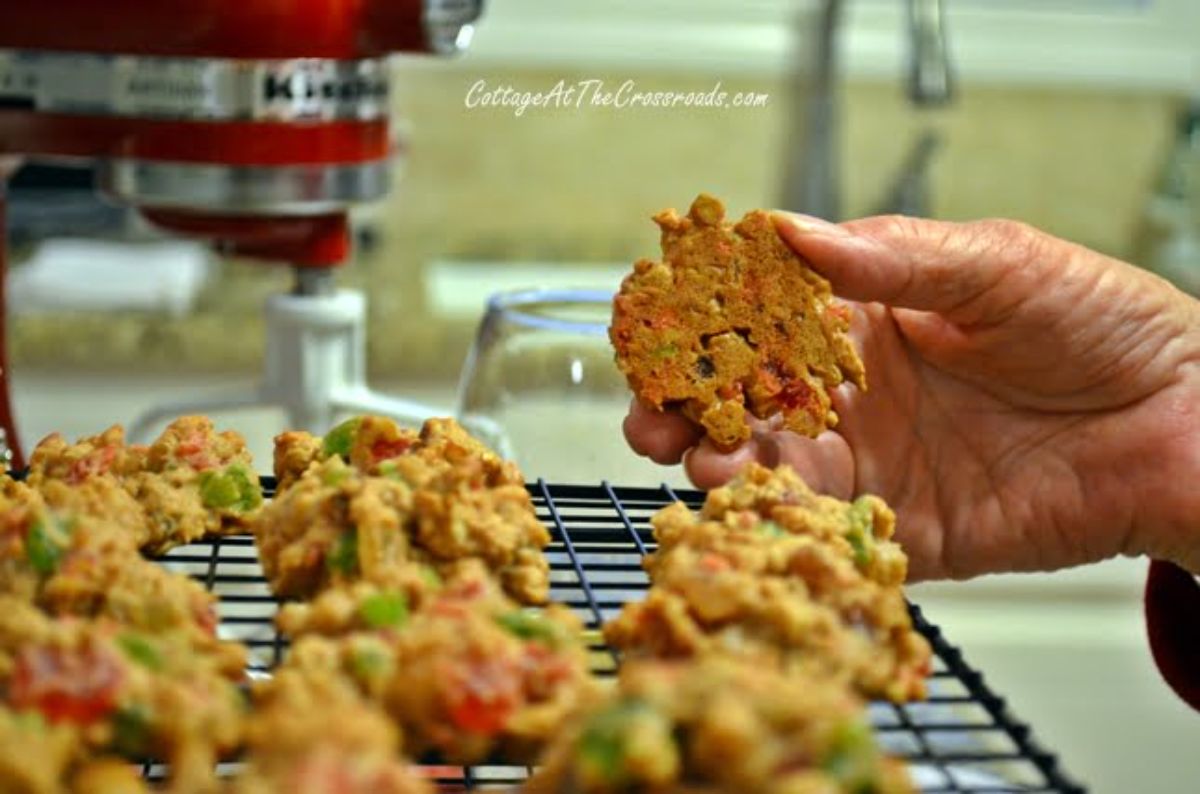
(907, 0), (954, 106)
(780, 0), (955, 218)
(780, 0), (844, 219)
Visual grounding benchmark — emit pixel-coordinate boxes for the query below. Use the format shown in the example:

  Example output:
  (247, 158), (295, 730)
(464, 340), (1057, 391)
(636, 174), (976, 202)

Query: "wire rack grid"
(156, 478), (1088, 793)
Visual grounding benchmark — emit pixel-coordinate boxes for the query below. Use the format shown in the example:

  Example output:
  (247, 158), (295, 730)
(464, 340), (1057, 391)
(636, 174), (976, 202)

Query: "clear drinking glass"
(455, 288), (689, 486)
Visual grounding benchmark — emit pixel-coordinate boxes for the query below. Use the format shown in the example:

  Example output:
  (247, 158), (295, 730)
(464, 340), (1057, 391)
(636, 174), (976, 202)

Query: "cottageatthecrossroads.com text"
(464, 78), (770, 117)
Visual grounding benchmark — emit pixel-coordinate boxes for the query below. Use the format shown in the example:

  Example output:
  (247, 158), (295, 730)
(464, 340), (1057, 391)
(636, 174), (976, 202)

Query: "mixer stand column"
(128, 266), (446, 440)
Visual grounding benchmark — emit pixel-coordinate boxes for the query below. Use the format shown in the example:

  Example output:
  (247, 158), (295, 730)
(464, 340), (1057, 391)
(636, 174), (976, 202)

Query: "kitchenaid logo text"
(464, 78), (769, 116)
(262, 71), (388, 104)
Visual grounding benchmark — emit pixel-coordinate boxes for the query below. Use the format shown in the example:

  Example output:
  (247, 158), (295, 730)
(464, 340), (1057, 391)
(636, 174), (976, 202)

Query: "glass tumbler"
(455, 288), (688, 486)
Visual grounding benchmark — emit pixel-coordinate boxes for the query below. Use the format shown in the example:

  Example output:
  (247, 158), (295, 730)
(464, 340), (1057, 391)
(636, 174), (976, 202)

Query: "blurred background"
(5, 1), (1200, 791)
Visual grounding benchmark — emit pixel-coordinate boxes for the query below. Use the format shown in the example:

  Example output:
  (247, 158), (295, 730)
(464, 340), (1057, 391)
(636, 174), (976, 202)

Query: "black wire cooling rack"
(156, 479), (1087, 793)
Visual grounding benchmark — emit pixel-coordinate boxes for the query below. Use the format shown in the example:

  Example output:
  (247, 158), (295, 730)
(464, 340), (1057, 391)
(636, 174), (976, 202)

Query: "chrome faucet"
(907, 0), (954, 106)
(781, 0), (954, 220)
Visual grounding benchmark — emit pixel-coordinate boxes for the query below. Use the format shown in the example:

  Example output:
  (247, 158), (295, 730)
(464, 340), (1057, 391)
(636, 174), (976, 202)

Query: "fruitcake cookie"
(0, 478), (236, 658)
(27, 416), (263, 554)
(255, 442), (549, 604)
(605, 464), (931, 702)
(524, 658), (914, 794)
(604, 539), (930, 703)
(273, 415), (522, 492)
(610, 194), (866, 449)
(270, 569), (595, 765)
(0, 597), (245, 792)
(233, 651), (431, 794)
(378, 577), (593, 763)
(673, 463), (911, 589)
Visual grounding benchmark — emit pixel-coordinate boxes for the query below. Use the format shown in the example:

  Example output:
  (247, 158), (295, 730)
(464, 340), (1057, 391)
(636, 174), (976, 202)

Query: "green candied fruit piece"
(848, 496), (875, 532)
(322, 464), (352, 487)
(495, 610), (561, 645)
(326, 529), (359, 576)
(845, 496), (876, 569)
(116, 633), (163, 671)
(26, 516), (70, 576)
(13, 711), (46, 731)
(577, 700), (657, 785)
(112, 704), (154, 757)
(322, 417), (363, 460)
(822, 719), (880, 790)
(359, 591), (409, 629)
(756, 520), (788, 538)
(225, 464), (263, 512)
(419, 565), (442, 588)
(350, 644), (393, 681)
(198, 470), (238, 509)
(202, 463), (263, 512)
(652, 342), (679, 360)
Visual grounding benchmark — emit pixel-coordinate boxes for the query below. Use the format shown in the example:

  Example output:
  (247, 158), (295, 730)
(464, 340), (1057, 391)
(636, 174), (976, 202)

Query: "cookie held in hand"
(610, 194), (866, 450)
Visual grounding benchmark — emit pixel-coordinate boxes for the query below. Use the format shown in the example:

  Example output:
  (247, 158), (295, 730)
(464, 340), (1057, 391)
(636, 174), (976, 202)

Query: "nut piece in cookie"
(610, 194), (866, 449)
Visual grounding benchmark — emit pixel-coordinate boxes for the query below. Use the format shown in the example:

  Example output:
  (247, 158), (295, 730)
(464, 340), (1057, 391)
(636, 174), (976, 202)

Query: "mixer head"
(0, 0), (483, 263)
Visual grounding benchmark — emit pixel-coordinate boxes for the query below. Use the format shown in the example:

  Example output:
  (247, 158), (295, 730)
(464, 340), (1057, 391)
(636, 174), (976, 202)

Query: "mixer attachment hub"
(128, 286), (445, 440)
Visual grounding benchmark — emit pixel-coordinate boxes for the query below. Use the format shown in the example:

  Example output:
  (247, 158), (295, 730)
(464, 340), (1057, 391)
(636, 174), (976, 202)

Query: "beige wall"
(389, 62), (1180, 258)
(842, 82), (1180, 256)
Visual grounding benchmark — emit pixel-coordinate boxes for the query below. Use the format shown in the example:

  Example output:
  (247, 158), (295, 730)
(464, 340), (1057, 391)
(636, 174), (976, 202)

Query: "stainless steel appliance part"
(782, 0), (955, 220)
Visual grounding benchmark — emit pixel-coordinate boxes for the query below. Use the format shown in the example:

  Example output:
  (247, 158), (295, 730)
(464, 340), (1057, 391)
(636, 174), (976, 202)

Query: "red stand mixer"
(0, 0), (483, 467)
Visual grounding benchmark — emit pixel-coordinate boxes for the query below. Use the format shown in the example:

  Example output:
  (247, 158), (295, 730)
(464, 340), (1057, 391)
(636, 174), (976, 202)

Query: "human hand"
(624, 215), (1200, 580)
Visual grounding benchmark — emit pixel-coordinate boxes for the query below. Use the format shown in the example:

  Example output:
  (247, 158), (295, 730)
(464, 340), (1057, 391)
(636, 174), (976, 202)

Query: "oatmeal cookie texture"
(262, 417), (589, 767)
(604, 464), (931, 703)
(266, 566), (596, 766)
(232, 650), (432, 794)
(0, 479), (239, 662)
(0, 596), (245, 792)
(610, 193), (866, 449)
(0, 417), (257, 792)
(257, 416), (550, 605)
(27, 416), (263, 554)
(525, 658), (915, 794)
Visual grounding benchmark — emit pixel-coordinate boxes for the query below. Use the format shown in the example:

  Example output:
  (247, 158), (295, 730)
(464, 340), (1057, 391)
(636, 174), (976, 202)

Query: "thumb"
(771, 212), (1054, 316)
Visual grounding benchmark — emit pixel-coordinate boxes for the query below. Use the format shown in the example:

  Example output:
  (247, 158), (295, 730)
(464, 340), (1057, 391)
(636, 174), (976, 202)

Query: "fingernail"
(770, 211), (852, 238)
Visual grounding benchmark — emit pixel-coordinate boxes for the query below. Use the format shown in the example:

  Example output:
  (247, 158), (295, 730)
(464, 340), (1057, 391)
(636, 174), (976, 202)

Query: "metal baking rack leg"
(128, 270), (446, 441)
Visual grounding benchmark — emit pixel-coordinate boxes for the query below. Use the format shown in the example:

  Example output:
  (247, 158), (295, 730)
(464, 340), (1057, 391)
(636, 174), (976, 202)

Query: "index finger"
(771, 211), (1052, 320)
